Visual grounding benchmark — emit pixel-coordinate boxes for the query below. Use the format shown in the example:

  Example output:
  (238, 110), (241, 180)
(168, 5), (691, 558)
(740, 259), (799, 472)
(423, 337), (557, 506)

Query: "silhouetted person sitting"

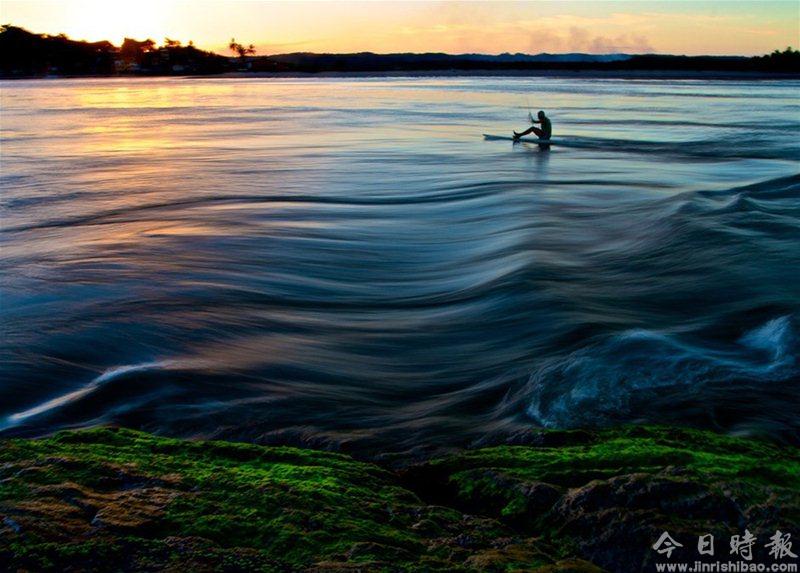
(513, 110), (552, 141)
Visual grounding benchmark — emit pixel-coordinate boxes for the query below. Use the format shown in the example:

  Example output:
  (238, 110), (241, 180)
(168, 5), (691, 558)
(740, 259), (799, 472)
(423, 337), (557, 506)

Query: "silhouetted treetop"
(229, 38), (256, 59)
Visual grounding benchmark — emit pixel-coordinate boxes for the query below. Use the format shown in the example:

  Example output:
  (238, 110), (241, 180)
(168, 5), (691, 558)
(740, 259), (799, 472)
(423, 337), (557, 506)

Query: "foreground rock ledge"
(1, 426), (797, 572)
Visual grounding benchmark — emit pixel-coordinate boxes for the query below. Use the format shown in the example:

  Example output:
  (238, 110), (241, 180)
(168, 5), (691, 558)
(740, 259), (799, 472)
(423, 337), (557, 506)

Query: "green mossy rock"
(407, 426), (800, 570)
(1, 426), (797, 572)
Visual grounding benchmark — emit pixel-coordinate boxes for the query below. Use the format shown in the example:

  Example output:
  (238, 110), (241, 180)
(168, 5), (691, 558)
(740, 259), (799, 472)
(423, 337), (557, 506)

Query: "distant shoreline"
(210, 69), (800, 80)
(3, 69), (799, 81)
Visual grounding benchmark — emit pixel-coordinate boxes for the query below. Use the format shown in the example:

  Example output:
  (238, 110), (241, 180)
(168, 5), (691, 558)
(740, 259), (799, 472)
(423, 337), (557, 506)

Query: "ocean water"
(1, 77), (799, 455)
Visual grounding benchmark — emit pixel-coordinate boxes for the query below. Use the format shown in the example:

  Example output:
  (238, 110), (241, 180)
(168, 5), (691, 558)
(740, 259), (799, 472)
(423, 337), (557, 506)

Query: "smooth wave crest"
(1, 362), (168, 431)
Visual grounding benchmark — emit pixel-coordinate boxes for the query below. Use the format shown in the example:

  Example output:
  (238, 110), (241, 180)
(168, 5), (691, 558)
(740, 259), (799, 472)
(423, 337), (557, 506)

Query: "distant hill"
(444, 52), (632, 62)
(259, 51), (635, 72)
(259, 51), (765, 73)
(1, 25), (798, 78)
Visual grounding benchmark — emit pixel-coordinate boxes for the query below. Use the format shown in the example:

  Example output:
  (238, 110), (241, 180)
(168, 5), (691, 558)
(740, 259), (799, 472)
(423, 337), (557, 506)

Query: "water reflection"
(1, 77), (799, 451)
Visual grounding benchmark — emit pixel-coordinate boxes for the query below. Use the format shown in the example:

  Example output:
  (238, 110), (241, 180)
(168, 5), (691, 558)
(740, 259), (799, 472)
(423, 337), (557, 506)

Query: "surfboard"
(483, 134), (560, 145)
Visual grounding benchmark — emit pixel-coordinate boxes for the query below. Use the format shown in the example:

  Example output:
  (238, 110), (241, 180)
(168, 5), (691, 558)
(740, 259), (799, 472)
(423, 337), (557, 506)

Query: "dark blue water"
(1, 77), (799, 454)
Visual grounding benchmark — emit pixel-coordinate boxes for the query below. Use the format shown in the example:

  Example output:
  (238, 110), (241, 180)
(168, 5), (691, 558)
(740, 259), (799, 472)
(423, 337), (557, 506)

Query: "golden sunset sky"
(2, 0), (798, 56)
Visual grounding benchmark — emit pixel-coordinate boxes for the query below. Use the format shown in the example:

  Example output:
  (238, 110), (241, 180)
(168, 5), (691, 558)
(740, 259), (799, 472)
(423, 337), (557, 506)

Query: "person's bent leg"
(514, 126), (545, 140)
(513, 126), (536, 139)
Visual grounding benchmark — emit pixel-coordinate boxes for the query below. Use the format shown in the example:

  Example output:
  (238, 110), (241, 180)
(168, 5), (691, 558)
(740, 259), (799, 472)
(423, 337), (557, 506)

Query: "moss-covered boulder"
(406, 426), (800, 571)
(1, 426), (797, 572)
(0, 427), (553, 572)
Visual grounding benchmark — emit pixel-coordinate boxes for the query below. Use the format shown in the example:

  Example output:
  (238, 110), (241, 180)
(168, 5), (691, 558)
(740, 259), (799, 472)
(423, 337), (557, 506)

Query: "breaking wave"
(526, 316), (798, 437)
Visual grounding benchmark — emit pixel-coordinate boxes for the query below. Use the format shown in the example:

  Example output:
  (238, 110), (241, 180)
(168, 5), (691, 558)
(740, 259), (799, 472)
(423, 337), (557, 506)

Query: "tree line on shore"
(0, 25), (272, 76)
(1, 24), (798, 78)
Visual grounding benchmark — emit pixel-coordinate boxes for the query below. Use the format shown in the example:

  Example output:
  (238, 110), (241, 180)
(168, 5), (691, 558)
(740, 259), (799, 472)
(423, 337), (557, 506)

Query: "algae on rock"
(1, 426), (797, 572)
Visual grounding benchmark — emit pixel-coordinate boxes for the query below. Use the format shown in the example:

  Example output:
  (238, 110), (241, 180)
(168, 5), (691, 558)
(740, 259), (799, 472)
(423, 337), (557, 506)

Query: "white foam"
(739, 315), (793, 362)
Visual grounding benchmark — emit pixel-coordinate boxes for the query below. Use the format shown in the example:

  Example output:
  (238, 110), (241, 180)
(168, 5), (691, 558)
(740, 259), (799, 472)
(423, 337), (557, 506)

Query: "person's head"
(537, 110), (546, 120)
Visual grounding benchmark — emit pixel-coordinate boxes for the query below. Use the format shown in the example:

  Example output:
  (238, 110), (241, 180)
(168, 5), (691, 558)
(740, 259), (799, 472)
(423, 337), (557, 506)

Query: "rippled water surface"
(2, 77), (799, 453)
